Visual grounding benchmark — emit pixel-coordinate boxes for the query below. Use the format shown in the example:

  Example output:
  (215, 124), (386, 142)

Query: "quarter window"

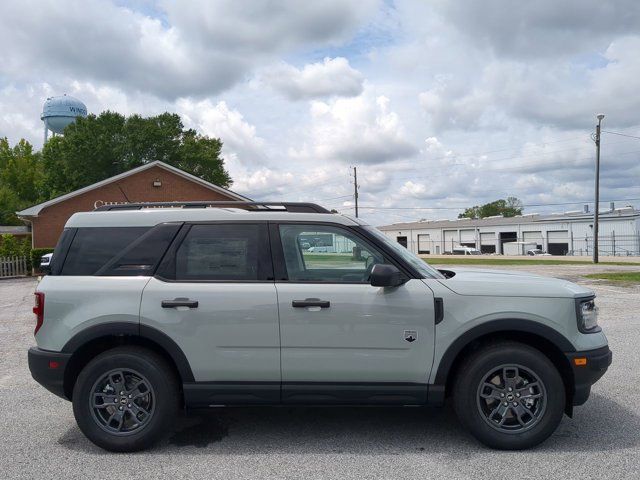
(278, 224), (385, 283)
(61, 227), (149, 275)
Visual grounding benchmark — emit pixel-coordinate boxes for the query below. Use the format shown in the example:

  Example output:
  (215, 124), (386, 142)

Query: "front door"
(273, 223), (435, 404)
(140, 223), (280, 404)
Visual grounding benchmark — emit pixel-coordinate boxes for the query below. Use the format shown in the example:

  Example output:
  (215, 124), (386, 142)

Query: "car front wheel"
(453, 341), (565, 450)
(72, 346), (180, 452)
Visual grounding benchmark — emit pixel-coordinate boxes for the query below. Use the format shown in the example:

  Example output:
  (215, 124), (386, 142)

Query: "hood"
(436, 267), (594, 298)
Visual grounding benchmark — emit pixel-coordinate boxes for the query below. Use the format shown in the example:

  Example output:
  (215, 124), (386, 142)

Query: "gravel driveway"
(0, 266), (638, 480)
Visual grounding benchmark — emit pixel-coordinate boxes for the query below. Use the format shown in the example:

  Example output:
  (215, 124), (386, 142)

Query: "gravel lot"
(1, 265), (638, 480)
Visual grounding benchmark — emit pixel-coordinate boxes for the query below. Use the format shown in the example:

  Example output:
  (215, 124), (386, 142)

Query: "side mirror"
(370, 264), (406, 287)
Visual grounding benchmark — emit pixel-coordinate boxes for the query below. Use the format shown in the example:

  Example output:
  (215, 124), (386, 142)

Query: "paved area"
(0, 267), (638, 480)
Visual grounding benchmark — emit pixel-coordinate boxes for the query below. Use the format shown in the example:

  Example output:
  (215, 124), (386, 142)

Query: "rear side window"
(165, 224), (270, 281)
(96, 223), (182, 276)
(61, 227), (149, 275)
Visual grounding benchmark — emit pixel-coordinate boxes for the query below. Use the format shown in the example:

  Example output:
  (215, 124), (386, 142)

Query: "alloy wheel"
(89, 368), (155, 436)
(476, 364), (547, 434)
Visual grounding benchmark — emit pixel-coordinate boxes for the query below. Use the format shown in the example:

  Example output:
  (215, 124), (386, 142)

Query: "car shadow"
(58, 393), (638, 455)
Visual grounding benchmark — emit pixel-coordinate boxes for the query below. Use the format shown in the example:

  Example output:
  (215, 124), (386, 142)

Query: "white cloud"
(292, 87), (417, 164)
(264, 57), (364, 100)
(434, 0), (640, 59)
(176, 99), (266, 168)
(0, 0), (378, 100)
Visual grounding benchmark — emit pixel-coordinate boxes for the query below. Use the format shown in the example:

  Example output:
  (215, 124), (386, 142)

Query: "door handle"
(161, 298), (199, 309)
(292, 299), (330, 308)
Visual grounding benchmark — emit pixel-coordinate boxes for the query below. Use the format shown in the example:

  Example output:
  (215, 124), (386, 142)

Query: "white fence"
(0, 256), (28, 278)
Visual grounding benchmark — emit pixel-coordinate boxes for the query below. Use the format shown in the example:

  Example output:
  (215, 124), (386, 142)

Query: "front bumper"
(28, 347), (72, 400)
(566, 345), (612, 406)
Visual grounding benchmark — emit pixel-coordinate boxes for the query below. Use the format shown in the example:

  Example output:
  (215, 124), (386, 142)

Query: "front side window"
(279, 224), (385, 283)
(173, 224), (269, 281)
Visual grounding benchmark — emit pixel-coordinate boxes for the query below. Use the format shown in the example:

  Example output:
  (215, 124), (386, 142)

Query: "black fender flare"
(62, 322), (195, 382)
(433, 318), (575, 385)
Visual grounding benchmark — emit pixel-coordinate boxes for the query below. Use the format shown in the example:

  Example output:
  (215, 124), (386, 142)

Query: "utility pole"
(593, 114), (605, 264)
(353, 166), (359, 218)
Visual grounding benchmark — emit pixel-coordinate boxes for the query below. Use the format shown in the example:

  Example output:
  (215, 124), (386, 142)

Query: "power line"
(602, 130), (640, 140)
(315, 194), (352, 202)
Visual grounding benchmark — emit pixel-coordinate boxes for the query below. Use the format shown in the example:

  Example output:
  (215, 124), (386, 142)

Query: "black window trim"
(269, 220), (417, 284)
(94, 222), (184, 277)
(154, 221), (275, 284)
(49, 227), (77, 276)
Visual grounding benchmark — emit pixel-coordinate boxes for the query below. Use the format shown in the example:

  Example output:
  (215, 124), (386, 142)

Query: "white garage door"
(417, 234), (431, 254)
(548, 230), (568, 241)
(480, 232), (495, 245)
(443, 230), (457, 252)
(523, 231), (543, 242)
(460, 229), (476, 243)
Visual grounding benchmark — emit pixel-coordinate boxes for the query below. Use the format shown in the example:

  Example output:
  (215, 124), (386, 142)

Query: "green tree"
(41, 111), (231, 198)
(458, 197), (524, 219)
(0, 138), (44, 224)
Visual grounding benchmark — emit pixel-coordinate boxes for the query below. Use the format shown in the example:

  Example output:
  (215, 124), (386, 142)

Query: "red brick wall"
(30, 166), (239, 248)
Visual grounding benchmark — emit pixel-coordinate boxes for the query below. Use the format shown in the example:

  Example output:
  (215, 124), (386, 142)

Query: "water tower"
(41, 94), (88, 143)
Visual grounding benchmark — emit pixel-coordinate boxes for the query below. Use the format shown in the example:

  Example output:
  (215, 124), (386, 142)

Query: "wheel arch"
(434, 319), (576, 412)
(61, 322), (194, 400)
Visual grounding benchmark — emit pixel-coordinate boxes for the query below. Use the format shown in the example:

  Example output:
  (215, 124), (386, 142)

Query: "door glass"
(279, 224), (384, 283)
(175, 224), (267, 281)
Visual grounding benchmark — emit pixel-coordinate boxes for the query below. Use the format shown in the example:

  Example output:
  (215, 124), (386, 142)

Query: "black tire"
(72, 346), (180, 452)
(453, 341), (565, 450)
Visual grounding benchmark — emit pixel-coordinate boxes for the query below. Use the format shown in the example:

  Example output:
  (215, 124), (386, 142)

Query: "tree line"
(0, 112), (231, 225)
(458, 197), (524, 219)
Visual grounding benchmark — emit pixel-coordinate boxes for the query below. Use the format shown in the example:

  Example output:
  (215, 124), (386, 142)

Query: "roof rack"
(93, 201), (332, 214)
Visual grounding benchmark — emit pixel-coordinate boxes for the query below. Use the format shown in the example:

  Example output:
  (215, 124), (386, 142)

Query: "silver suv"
(28, 202), (611, 452)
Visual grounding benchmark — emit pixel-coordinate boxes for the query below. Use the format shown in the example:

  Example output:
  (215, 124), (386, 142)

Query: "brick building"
(17, 161), (250, 248)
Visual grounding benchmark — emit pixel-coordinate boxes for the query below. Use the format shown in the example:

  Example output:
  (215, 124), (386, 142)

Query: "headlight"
(576, 298), (600, 333)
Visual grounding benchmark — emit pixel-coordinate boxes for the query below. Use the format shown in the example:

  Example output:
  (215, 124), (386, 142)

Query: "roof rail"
(93, 201), (332, 214)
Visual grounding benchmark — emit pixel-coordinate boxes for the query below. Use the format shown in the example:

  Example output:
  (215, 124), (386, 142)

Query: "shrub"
(0, 233), (20, 257)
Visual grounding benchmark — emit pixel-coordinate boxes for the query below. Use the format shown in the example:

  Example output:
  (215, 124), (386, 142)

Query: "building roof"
(378, 207), (640, 231)
(16, 161), (251, 217)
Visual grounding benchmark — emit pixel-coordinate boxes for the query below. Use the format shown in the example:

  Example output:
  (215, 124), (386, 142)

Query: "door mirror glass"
(370, 264), (405, 287)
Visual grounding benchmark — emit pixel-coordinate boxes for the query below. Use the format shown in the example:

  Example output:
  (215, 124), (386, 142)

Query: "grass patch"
(584, 272), (640, 282)
(423, 258), (640, 266)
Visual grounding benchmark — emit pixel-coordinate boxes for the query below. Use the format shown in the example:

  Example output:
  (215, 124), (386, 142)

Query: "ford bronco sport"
(28, 201), (611, 451)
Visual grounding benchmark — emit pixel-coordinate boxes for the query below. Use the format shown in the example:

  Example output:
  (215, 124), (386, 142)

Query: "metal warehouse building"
(378, 206), (640, 257)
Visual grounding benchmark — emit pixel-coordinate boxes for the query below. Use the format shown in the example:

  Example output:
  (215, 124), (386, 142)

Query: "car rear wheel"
(72, 346), (180, 452)
(453, 341), (565, 450)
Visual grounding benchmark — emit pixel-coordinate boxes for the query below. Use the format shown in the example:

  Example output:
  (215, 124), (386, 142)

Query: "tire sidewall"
(72, 348), (178, 452)
(454, 344), (565, 450)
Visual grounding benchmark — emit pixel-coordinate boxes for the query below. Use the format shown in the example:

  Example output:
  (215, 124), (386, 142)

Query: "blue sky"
(0, 0), (639, 225)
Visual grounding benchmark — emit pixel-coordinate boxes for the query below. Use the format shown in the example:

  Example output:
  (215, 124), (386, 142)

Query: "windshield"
(363, 226), (444, 279)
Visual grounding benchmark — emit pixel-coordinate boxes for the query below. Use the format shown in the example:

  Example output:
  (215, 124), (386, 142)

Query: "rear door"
(272, 223), (436, 404)
(140, 222), (280, 403)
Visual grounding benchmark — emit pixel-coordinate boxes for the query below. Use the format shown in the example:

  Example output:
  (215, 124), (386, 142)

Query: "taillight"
(33, 292), (44, 335)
